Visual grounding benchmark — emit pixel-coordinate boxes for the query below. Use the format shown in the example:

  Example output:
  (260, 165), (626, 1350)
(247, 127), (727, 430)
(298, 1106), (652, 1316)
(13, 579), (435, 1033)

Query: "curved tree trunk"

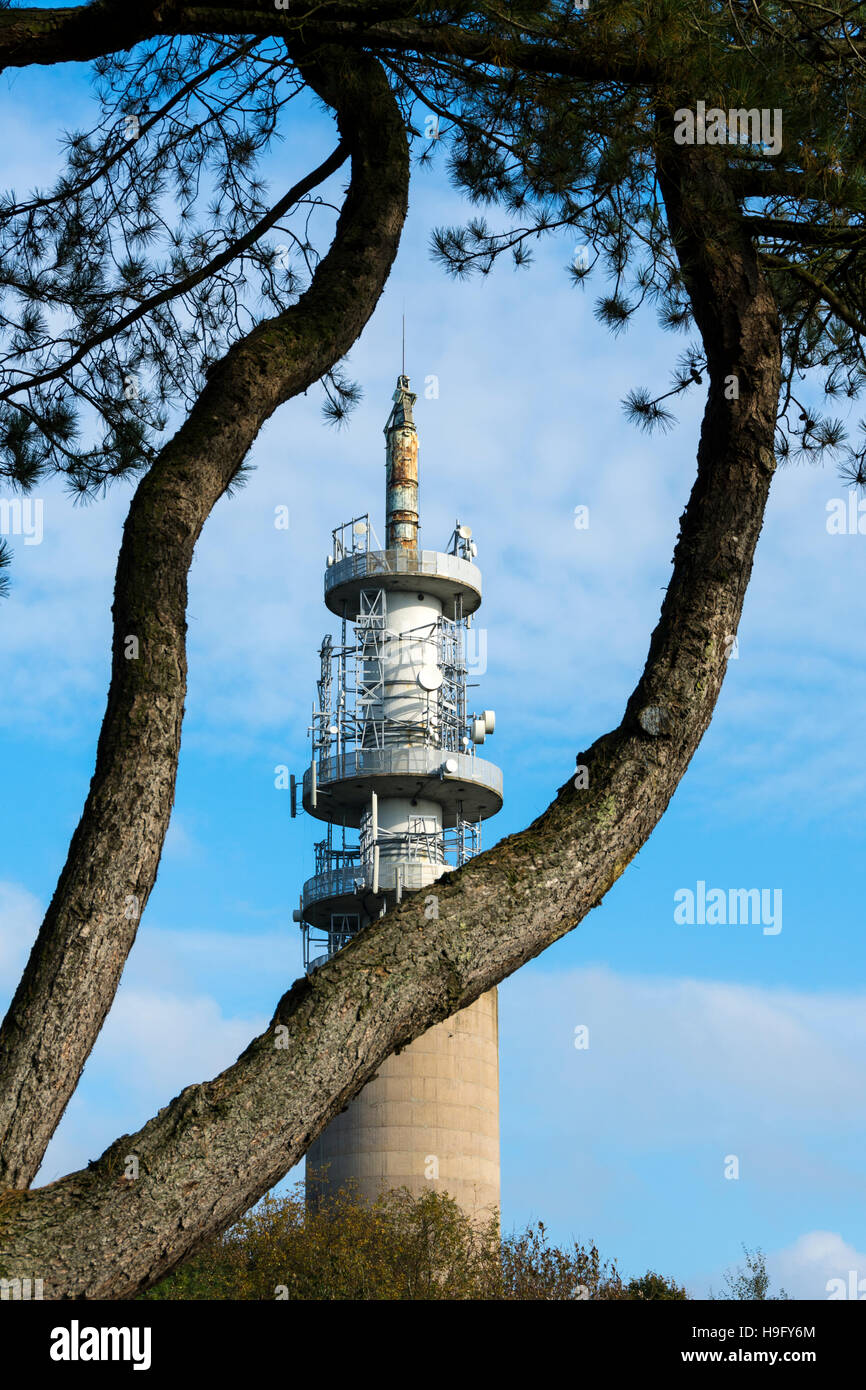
(0, 144), (781, 1296)
(0, 47), (410, 1191)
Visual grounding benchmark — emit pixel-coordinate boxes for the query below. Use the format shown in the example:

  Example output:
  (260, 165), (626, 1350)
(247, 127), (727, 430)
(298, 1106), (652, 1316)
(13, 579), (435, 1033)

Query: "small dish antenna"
(418, 665), (443, 691)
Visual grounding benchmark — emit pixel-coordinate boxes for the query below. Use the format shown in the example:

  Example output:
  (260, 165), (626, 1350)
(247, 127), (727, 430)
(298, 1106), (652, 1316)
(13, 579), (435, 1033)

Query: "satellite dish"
(481, 709), (496, 734)
(458, 524), (472, 539)
(353, 520), (368, 536)
(418, 664), (443, 691)
(444, 756), (459, 774)
(470, 717), (486, 745)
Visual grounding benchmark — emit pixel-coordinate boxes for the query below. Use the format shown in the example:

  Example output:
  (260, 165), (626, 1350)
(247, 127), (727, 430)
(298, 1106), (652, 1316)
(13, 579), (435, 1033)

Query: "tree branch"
(743, 214), (866, 249)
(0, 1), (157, 68)
(277, 16), (657, 85)
(0, 140), (348, 402)
(731, 167), (866, 210)
(0, 4), (655, 86)
(760, 251), (866, 337)
(0, 43), (409, 1191)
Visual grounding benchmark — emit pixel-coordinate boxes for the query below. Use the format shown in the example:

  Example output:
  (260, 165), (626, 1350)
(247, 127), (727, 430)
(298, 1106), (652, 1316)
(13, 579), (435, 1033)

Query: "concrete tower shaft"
(306, 991), (500, 1219)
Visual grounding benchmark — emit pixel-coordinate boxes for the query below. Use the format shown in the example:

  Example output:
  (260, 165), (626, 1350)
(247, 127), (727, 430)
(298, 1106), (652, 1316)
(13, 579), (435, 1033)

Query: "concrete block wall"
(307, 987), (500, 1221)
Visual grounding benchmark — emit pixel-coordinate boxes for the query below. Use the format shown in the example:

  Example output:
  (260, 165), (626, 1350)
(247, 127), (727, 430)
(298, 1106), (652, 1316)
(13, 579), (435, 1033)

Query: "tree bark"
(0, 5), (655, 87)
(0, 47), (409, 1190)
(0, 145), (781, 1296)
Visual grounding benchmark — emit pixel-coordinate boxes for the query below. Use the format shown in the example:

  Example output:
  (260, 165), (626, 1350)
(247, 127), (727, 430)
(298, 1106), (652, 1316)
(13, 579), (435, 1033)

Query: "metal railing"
(302, 866), (362, 906)
(309, 745), (502, 797)
(325, 547), (481, 597)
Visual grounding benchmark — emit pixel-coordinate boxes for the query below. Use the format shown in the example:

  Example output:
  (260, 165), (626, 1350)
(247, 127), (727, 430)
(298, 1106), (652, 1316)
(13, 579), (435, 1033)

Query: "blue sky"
(2, 33), (865, 1299)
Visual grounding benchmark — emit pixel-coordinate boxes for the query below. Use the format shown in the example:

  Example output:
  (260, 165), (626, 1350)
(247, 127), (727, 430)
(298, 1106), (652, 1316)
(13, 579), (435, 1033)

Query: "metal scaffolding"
(293, 380), (500, 974)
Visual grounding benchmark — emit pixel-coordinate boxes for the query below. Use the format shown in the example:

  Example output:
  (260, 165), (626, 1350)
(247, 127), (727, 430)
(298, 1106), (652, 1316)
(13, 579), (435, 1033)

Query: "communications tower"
(293, 374), (503, 1218)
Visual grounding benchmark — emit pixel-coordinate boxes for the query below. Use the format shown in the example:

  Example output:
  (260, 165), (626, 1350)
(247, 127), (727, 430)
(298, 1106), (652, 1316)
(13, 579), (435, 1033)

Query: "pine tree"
(0, 3), (862, 1295)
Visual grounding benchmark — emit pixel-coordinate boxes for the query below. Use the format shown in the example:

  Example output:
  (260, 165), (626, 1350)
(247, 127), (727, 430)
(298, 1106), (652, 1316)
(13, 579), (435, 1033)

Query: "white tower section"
(294, 375), (503, 1219)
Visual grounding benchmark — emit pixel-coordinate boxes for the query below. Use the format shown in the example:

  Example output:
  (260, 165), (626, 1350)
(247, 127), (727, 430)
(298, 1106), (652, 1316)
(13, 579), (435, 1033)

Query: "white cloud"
(91, 988), (264, 1093)
(769, 1231), (866, 1301)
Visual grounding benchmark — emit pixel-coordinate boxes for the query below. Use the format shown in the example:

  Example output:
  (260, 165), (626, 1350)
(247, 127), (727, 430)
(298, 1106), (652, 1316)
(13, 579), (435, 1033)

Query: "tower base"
(306, 989), (500, 1223)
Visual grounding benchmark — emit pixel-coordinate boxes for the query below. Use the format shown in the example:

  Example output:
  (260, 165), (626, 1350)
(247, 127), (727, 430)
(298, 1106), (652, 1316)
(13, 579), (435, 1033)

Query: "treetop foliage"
(0, 35), (332, 494)
(413, 2), (866, 470)
(141, 1181), (792, 1301)
(0, 1), (863, 495)
(142, 1180), (690, 1301)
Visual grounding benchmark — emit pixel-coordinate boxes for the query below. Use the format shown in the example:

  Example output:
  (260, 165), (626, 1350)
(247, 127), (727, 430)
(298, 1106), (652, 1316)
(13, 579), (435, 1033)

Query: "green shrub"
(143, 1179), (687, 1301)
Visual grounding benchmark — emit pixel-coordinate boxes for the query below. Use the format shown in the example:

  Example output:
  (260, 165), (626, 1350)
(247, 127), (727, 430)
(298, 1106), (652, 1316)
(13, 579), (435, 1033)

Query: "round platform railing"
(301, 746), (502, 827)
(324, 548), (482, 618)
